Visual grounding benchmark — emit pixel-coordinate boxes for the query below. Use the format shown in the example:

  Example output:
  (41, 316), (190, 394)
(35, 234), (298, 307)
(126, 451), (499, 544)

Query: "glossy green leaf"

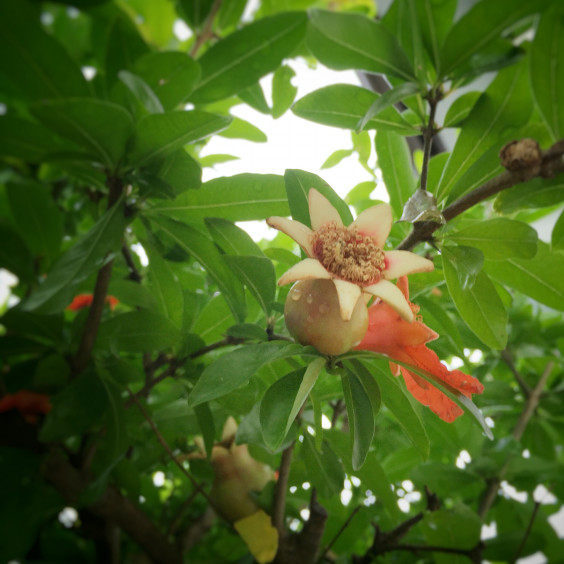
(292, 84), (417, 135)
(552, 210), (564, 251)
(148, 215), (246, 322)
(32, 98), (134, 170)
(0, 0), (89, 100)
(356, 82), (420, 132)
(375, 130), (417, 218)
(260, 357), (325, 450)
(22, 200), (127, 314)
(442, 92), (481, 128)
(150, 173), (288, 222)
(118, 70), (164, 114)
(444, 245), (484, 290)
(6, 181), (63, 268)
(447, 219), (538, 260)
(238, 82), (270, 114)
(485, 242), (564, 312)
(342, 370), (375, 471)
(223, 255), (276, 315)
(189, 12), (307, 103)
(530, 4), (564, 141)
(301, 434), (344, 499)
(128, 110), (232, 167)
(96, 310), (182, 352)
(442, 247), (508, 349)
(307, 10), (415, 81)
(205, 218), (264, 257)
(147, 148), (202, 194)
(144, 242), (184, 327)
(218, 117), (267, 142)
(321, 149), (353, 170)
(284, 169), (353, 228)
(494, 173), (564, 213)
(190, 342), (306, 406)
(436, 63), (532, 202)
(132, 51), (201, 111)
(272, 65), (298, 119)
(439, 0), (549, 78)
(177, 0), (214, 30)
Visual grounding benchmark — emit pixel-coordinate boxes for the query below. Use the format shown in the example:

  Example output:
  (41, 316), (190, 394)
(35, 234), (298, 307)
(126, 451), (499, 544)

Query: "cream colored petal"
(309, 188), (343, 230)
(351, 203), (392, 247)
(278, 258), (331, 286)
(332, 279), (362, 321)
(266, 216), (313, 256)
(364, 279), (414, 322)
(383, 250), (434, 280)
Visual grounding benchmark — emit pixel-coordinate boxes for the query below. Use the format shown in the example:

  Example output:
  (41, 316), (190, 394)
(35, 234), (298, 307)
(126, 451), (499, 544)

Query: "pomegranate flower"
(357, 276), (484, 422)
(267, 189), (433, 322)
(67, 293), (119, 311)
(0, 390), (52, 423)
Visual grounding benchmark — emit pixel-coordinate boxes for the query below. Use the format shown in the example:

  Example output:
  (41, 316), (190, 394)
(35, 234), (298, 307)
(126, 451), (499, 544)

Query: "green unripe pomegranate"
(284, 279), (368, 356)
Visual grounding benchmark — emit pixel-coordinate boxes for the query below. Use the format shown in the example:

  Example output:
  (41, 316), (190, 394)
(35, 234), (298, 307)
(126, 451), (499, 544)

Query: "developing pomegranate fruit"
(284, 279), (368, 356)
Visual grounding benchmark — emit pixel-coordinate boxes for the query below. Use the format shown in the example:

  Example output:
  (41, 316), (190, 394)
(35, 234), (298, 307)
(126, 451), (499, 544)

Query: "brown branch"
(510, 501), (541, 563)
(478, 361), (555, 519)
(72, 176), (124, 376)
(272, 441), (295, 534)
(122, 244), (142, 283)
(501, 348), (532, 397)
(420, 91), (440, 192)
(42, 448), (182, 564)
(391, 541), (484, 564)
(397, 138), (564, 251)
(189, 0), (222, 58)
(321, 505), (361, 560)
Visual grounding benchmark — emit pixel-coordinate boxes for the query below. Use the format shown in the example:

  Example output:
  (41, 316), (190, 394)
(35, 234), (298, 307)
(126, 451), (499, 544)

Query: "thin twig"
(121, 244), (142, 283)
(420, 91), (440, 192)
(478, 361), (554, 519)
(501, 348), (532, 397)
(321, 506), (361, 560)
(272, 441), (295, 534)
(510, 501), (541, 564)
(189, 0), (222, 58)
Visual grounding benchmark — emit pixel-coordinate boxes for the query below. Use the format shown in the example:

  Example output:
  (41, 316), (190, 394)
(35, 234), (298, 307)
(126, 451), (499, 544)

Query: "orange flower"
(67, 293), (119, 311)
(0, 390), (52, 423)
(357, 276), (484, 422)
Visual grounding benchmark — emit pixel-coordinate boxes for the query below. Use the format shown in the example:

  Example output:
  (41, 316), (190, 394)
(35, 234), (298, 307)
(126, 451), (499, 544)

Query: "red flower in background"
(357, 276), (484, 422)
(0, 390), (52, 423)
(67, 293), (119, 311)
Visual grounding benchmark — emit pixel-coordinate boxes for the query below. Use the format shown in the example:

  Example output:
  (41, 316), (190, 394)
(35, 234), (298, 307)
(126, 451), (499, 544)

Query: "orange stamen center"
(311, 222), (384, 285)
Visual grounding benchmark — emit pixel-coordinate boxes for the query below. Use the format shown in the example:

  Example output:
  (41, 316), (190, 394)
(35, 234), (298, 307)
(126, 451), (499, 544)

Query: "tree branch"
(272, 441), (295, 534)
(478, 361), (555, 519)
(397, 138), (564, 251)
(189, 0), (222, 58)
(500, 348), (531, 398)
(122, 244), (142, 283)
(510, 501), (541, 564)
(419, 90), (440, 192)
(321, 505), (361, 560)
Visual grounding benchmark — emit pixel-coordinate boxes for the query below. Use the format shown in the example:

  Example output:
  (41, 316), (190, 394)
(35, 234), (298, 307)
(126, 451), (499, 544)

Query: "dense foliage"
(1, 0), (563, 563)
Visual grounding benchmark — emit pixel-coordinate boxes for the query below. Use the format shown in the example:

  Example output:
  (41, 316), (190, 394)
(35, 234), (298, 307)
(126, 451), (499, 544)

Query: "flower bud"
(284, 279), (368, 355)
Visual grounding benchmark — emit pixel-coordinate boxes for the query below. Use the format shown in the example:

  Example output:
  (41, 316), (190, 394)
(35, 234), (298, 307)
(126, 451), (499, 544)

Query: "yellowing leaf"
(234, 510), (278, 564)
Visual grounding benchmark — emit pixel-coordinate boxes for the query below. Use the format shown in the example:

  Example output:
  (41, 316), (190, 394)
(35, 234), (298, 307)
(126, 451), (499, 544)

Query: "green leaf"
(238, 82), (271, 114)
(442, 91), (481, 128)
(223, 255), (276, 315)
(301, 434), (344, 499)
(342, 369), (375, 471)
(443, 245), (484, 290)
(205, 218), (264, 257)
(189, 12), (307, 103)
(260, 357), (325, 450)
(190, 342), (307, 406)
(32, 98), (134, 170)
(494, 173), (564, 213)
(439, 0), (549, 78)
(375, 130), (416, 218)
(0, 0), (89, 100)
(356, 82), (420, 132)
(321, 149), (353, 170)
(442, 247), (508, 349)
(284, 169), (353, 228)
(132, 51), (201, 111)
(150, 173), (288, 222)
(484, 242), (564, 312)
(0, 223), (35, 282)
(272, 65), (298, 119)
(447, 219), (538, 260)
(118, 70), (164, 114)
(369, 361), (430, 459)
(292, 84), (417, 135)
(148, 215), (246, 322)
(40, 370), (107, 441)
(128, 110), (232, 168)
(218, 117), (267, 142)
(22, 200), (127, 314)
(6, 181), (63, 268)
(143, 242), (184, 327)
(96, 311), (182, 352)
(552, 210), (564, 251)
(194, 402), (216, 460)
(436, 63), (532, 202)
(147, 148), (202, 195)
(307, 10), (415, 81)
